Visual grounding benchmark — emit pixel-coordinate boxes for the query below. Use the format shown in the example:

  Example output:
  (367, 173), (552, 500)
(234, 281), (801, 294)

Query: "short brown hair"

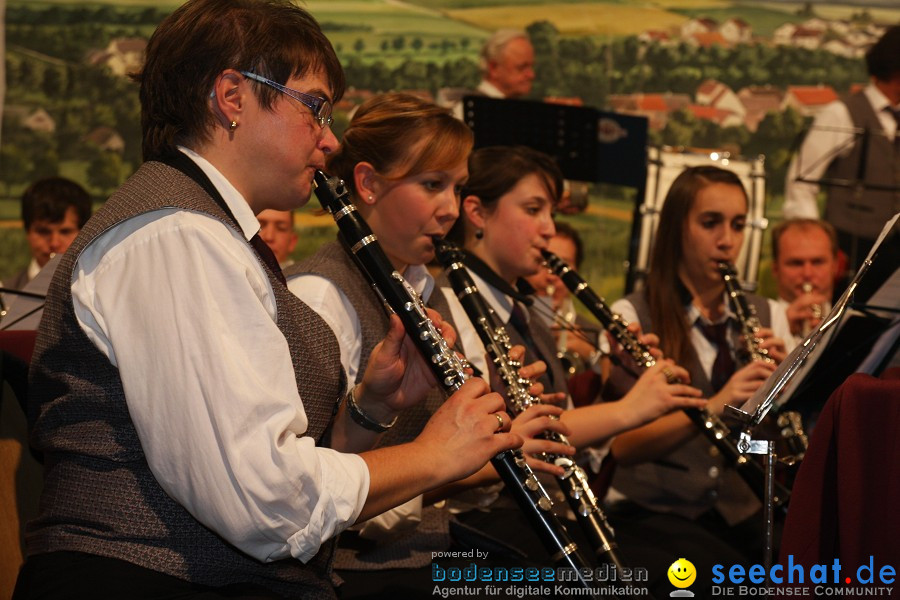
(771, 218), (838, 261)
(449, 145), (563, 242)
(135, 0), (344, 161)
(326, 92), (473, 196)
(866, 25), (900, 81)
(21, 177), (92, 231)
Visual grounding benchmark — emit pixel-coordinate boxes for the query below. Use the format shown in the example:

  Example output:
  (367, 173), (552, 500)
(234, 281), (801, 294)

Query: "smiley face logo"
(668, 558), (696, 588)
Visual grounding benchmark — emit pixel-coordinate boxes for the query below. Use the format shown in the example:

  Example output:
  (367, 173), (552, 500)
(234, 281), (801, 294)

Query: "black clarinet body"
(312, 172), (600, 593)
(434, 239), (632, 580)
(541, 250), (791, 512)
(718, 262), (775, 365)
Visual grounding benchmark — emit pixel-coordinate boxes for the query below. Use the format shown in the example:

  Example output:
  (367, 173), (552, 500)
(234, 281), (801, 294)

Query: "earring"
(475, 229), (483, 240)
(367, 195), (374, 202)
(229, 120), (238, 131)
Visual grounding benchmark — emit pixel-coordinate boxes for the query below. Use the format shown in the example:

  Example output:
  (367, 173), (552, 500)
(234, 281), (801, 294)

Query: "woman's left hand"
(756, 327), (787, 364)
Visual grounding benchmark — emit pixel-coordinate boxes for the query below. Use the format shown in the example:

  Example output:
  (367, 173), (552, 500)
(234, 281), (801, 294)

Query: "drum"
(630, 146), (768, 291)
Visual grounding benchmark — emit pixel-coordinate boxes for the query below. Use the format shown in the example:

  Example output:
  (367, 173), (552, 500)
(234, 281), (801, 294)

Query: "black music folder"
(461, 95), (648, 187)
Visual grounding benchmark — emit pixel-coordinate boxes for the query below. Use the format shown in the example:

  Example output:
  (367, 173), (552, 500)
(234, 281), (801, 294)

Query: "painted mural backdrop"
(2, 0), (898, 298)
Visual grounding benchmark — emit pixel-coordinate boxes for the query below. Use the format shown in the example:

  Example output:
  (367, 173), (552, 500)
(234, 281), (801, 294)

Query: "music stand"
(462, 95), (648, 185)
(0, 254), (57, 331)
(726, 212), (900, 570)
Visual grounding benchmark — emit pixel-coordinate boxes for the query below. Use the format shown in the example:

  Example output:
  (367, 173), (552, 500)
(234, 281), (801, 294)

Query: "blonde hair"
(326, 92), (473, 197)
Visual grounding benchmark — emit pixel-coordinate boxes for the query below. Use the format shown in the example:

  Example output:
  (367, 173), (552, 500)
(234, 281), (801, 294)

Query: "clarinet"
(541, 250), (791, 512)
(312, 172), (599, 593)
(434, 238), (631, 580)
(719, 262), (808, 465)
(718, 262), (775, 365)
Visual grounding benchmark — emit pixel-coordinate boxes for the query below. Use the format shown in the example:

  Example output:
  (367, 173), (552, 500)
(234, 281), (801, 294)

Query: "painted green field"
(754, 1), (900, 23)
(445, 3), (689, 35)
(14, 0), (181, 6)
(310, 2), (485, 35)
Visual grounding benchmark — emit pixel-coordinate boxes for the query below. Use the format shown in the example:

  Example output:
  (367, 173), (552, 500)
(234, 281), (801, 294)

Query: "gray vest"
(825, 92), (900, 239)
(611, 290), (771, 525)
(28, 161), (345, 598)
(290, 241), (451, 569)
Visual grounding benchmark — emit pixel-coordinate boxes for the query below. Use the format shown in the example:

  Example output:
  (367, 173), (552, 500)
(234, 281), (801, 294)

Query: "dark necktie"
(250, 233), (286, 285)
(696, 320), (735, 394)
(508, 302), (554, 387)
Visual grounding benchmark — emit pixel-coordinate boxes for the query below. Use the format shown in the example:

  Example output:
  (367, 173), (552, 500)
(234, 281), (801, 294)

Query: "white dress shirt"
(26, 257), (42, 282)
(784, 84), (899, 220)
(287, 262), (434, 537)
(452, 79), (507, 120)
(439, 268), (514, 379)
(287, 264), (434, 384)
(70, 147), (369, 564)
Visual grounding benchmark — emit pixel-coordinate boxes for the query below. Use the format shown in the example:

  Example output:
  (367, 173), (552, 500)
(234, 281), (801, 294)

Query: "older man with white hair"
(451, 29), (535, 118)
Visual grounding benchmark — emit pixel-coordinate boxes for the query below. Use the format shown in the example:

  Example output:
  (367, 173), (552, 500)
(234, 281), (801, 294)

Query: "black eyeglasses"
(241, 71), (333, 129)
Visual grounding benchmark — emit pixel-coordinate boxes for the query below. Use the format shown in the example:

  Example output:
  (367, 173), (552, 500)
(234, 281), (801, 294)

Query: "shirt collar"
(27, 257), (42, 282)
(459, 252), (534, 325)
(467, 267), (517, 325)
(678, 277), (736, 327)
(477, 79), (506, 99)
(404, 263), (435, 303)
(177, 145), (260, 241)
(864, 83), (895, 113)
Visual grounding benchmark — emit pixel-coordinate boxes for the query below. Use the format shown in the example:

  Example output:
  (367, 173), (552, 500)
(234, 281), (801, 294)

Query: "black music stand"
(732, 212), (899, 429)
(463, 96), (649, 287)
(726, 213), (899, 570)
(462, 95), (648, 186)
(0, 254), (57, 331)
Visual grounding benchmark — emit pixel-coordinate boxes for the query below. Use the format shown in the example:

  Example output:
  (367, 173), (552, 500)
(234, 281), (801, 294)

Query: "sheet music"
(732, 212), (899, 427)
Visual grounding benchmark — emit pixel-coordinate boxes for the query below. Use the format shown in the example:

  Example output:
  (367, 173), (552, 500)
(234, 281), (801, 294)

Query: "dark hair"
(865, 25), (900, 81)
(771, 218), (838, 261)
(646, 165), (747, 365)
(449, 145), (563, 242)
(135, 0), (344, 161)
(552, 220), (584, 268)
(326, 92), (473, 197)
(21, 177), (92, 231)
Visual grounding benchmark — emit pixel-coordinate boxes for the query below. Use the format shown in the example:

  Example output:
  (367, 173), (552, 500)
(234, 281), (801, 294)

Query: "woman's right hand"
(707, 360), (777, 415)
(618, 360), (706, 427)
(509, 404), (574, 477)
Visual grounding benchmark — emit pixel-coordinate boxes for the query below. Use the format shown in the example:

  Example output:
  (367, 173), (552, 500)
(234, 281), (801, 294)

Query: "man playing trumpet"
(770, 219), (840, 349)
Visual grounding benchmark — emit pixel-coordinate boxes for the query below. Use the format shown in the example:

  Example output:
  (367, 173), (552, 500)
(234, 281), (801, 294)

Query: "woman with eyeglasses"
(14, 3), (521, 599)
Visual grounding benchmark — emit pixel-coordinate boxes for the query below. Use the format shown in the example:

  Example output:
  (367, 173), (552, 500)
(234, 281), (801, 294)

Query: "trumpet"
(800, 282), (824, 338)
